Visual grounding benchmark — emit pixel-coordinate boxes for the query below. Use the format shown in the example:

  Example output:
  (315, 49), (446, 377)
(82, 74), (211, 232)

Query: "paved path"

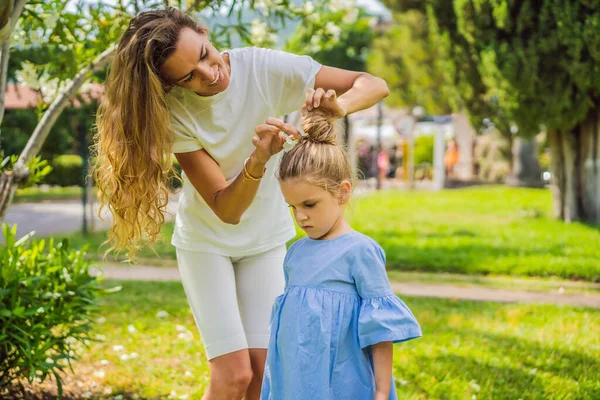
(3, 195), (179, 242)
(93, 264), (600, 308)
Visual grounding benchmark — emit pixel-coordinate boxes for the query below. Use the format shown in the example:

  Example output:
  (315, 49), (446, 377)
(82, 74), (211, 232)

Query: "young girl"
(261, 110), (422, 400)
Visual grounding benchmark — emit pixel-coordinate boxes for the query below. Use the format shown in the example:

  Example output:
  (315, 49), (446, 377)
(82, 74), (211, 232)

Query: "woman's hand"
(304, 88), (347, 119)
(252, 117), (302, 163)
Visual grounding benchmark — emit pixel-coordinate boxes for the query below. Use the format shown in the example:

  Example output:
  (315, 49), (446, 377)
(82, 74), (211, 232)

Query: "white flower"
(325, 22), (342, 42)
(104, 387), (113, 395)
(342, 8), (359, 24)
(11, 20), (27, 48)
(178, 332), (194, 342)
(44, 14), (59, 31)
(303, 1), (315, 13)
(130, 352), (139, 359)
(62, 268), (72, 283)
(94, 370), (105, 378)
(176, 325), (187, 333)
(328, 0), (352, 13)
(468, 380), (480, 392)
(120, 354), (131, 361)
(169, 390), (178, 399)
(45, 358), (54, 364)
(30, 30), (44, 46)
(184, 371), (193, 377)
(100, 360), (110, 366)
(113, 396), (124, 400)
(250, 19), (275, 47)
(113, 345), (125, 352)
(82, 392), (93, 399)
(36, 307), (44, 314)
(529, 368), (537, 375)
(156, 310), (170, 319)
(394, 378), (408, 386)
(558, 287), (565, 294)
(97, 317), (107, 324)
(128, 325), (137, 333)
(178, 395), (189, 399)
(15, 62), (40, 90)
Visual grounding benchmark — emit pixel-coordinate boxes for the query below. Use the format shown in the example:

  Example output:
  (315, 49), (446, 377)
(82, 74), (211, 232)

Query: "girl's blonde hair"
(278, 110), (353, 193)
(93, 7), (205, 258)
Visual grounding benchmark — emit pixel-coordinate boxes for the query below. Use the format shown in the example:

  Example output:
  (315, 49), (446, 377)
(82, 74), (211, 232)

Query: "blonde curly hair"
(93, 8), (205, 259)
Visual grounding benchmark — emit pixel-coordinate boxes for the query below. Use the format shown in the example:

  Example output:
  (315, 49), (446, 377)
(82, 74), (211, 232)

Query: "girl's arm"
(371, 341), (393, 400)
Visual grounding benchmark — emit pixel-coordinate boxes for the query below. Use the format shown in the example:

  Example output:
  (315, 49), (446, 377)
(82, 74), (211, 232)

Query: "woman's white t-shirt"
(167, 47), (322, 256)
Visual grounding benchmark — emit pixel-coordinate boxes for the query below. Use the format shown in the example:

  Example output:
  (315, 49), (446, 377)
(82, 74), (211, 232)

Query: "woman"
(94, 7), (389, 400)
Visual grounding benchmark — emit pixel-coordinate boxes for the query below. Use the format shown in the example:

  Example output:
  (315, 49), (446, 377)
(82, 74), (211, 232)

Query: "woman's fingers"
(265, 118), (301, 140)
(255, 123), (279, 139)
(305, 88), (338, 111)
(305, 88), (315, 111)
(312, 88), (326, 108)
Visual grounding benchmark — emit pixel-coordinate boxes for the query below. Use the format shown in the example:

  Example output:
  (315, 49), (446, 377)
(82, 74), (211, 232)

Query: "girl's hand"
(304, 88), (346, 119)
(374, 392), (388, 400)
(252, 118), (302, 163)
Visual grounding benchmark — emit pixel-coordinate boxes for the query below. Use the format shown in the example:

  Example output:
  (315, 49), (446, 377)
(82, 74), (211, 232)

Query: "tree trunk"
(548, 107), (600, 224)
(0, 163), (27, 221)
(505, 136), (544, 188)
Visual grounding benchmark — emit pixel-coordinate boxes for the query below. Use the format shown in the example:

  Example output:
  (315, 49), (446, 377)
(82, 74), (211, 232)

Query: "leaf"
(12, 306), (25, 317)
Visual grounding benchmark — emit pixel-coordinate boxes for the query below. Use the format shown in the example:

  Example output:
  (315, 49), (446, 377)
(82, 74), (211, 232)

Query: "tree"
(368, 9), (455, 116)
(382, 0), (599, 221)
(285, 1), (375, 72)
(0, 0), (318, 222)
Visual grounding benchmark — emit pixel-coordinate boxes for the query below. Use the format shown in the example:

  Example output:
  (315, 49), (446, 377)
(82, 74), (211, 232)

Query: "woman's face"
(160, 27), (231, 96)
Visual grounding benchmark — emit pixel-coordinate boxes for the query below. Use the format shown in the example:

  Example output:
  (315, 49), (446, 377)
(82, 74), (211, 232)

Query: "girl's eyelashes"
(200, 49), (209, 60)
(304, 202), (316, 208)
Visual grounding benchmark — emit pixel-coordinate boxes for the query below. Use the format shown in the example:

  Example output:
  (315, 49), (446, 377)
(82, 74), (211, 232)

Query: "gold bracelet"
(243, 157), (265, 181)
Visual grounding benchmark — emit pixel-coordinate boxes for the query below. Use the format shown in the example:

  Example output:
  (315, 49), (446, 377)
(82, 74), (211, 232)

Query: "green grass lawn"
(33, 280), (599, 399)
(13, 186), (83, 203)
(350, 186), (600, 281)
(64, 186), (600, 281)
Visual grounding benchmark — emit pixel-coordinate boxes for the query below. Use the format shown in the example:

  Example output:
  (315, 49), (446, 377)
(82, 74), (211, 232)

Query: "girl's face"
(160, 27), (231, 96)
(280, 178), (351, 241)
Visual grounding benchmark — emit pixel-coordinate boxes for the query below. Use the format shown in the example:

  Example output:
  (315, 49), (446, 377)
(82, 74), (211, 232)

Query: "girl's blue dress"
(261, 231), (422, 400)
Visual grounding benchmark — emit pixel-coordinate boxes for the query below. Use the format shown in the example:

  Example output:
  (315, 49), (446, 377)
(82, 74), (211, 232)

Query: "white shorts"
(176, 245), (286, 360)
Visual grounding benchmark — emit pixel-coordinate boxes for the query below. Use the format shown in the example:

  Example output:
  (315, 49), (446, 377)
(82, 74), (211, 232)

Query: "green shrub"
(168, 158), (183, 190)
(414, 135), (434, 166)
(45, 155), (84, 187)
(0, 224), (111, 395)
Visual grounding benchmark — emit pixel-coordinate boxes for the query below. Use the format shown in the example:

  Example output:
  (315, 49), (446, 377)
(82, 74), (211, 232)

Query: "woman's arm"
(175, 120), (298, 224)
(311, 66), (390, 116)
(371, 341), (393, 400)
